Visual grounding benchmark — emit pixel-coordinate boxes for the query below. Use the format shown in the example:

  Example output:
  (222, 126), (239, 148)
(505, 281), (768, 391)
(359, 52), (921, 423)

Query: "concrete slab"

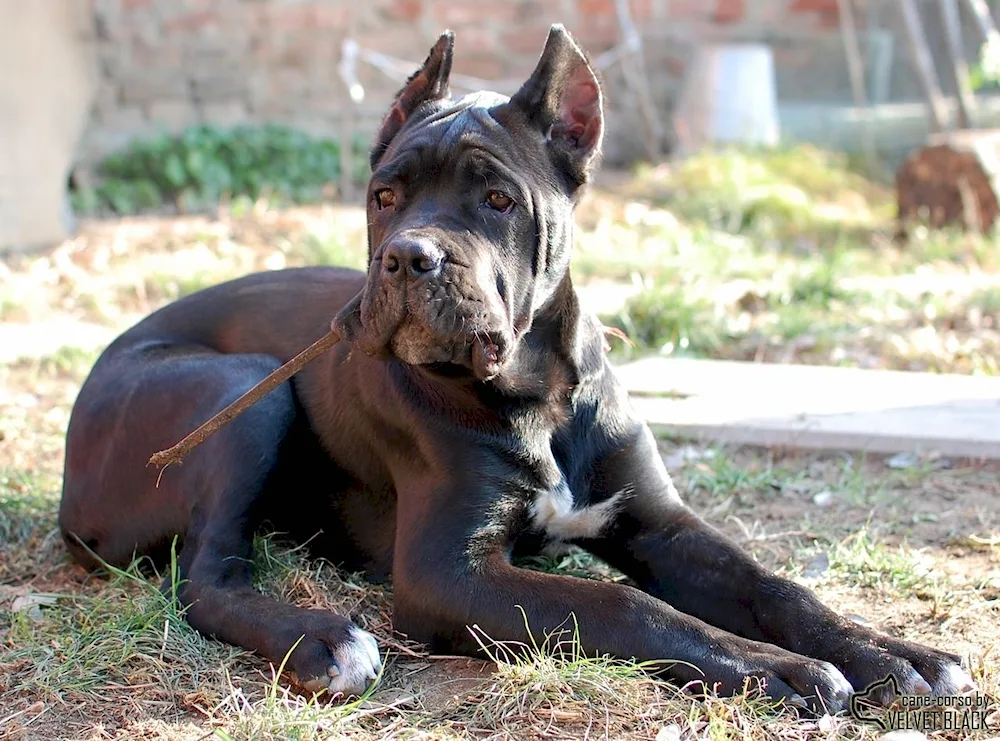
(615, 357), (1000, 459)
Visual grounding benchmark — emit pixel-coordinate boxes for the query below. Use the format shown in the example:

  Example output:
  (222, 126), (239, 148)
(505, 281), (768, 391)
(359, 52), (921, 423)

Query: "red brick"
(578, 0), (616, 16)
(788, 0), (838, 27)
(573, 16), (620, 50)
(265, 5), (313, 32)
(714, 0), (744, 23)
(667, 0), (711, 20)
(631, 0), (655, 22)
(432, 0), (518, 26)
(357, 27), (426, 61)
(382, 0), (423, 22)
(132, 41), (182, 67)
(453, 54), (505, 81)
(452, 27), (498, 54)
(500, 25), (552, 56)
(789, 0), (838, 11)
(163, 11), (217, 34)
(312, 3), (349, 29)
(579, 0), (654, 21)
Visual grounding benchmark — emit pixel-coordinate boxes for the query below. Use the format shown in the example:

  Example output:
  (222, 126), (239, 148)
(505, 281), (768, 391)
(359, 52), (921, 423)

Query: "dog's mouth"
(332, 281), (513, 382)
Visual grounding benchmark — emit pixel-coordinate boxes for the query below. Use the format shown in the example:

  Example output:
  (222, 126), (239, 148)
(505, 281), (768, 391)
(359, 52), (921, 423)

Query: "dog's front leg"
(578, 423), (976, 704)
(389, 477), (858, 712)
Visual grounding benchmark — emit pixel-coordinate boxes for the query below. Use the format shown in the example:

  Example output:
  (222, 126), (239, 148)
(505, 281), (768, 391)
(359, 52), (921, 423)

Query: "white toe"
(821, 663), (855, 700)
(938, 663), (977, 694)
(328, 627), (383, 696)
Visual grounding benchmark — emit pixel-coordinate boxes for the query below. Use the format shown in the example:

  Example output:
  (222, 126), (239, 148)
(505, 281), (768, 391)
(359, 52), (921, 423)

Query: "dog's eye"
(373, 188), (396, 210)
(486, 190), (514, 213)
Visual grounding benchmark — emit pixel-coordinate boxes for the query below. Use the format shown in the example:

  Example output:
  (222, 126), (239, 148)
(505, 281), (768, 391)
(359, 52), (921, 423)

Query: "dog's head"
(332, 25), (603, 382)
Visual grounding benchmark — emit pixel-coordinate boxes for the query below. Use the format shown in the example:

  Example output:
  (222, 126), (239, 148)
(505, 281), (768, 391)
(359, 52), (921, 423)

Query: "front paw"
(688, 639), (855, 714)
(283, 615), (383, 698)
(826, 629), (976, 704)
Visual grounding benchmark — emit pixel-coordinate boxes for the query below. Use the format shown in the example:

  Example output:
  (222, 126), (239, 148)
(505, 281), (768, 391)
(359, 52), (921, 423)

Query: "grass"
(826, 529), (938, 595)
(607, 282), (731, 357)
(2, 147), (1000, 738)
(5, 556), (240, 703)
(2, 429), (998, 738)
(683, 449), (785, 501)
(579, 146), (1000, 373)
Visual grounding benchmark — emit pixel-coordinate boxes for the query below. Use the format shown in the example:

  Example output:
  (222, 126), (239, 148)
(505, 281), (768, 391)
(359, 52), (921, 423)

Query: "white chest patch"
(531, 481), (621, 541)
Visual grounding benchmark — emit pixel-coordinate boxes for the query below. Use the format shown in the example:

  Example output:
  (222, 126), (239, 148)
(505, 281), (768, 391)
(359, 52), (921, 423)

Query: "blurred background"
(5, 0), (1000, 243)
(4, 0), (1000, 369)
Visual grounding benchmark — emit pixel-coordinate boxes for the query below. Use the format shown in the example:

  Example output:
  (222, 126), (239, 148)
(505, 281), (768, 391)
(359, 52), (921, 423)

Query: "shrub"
(72, 124), (371, 215)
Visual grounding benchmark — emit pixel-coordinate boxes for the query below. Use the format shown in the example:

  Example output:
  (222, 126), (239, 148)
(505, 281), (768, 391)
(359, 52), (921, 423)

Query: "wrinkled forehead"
(373, 91), (540, 182)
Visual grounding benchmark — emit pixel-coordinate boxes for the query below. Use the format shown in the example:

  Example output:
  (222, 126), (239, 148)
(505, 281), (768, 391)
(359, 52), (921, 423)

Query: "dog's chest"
(528, 473), (620, 542)
(510, 409), (619, 542)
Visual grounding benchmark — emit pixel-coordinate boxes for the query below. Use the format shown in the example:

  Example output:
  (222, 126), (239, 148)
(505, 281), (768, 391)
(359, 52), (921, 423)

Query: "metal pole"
(897, 0), (951, 132)
(836, 0), (877, 158)
(938, 0), (977, 128)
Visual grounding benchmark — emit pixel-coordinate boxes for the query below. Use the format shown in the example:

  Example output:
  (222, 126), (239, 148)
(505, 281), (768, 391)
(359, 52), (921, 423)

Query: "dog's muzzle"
(336, 234), (512, 381)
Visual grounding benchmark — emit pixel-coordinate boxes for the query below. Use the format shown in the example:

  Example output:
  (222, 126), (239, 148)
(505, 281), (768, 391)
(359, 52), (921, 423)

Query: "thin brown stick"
(148, 329), (342, 471)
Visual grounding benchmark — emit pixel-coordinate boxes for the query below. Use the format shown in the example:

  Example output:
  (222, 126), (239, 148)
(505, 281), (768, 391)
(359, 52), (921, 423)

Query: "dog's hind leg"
(60, 349), (382, 696)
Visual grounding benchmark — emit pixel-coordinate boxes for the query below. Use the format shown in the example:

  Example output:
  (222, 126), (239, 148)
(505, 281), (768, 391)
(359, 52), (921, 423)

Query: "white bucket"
(672, 43), (780, 154)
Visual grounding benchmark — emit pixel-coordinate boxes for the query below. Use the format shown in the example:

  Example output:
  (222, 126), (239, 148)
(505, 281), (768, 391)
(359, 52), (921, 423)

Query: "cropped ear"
(370, 31), (454, 169)
(508, 24), (604, 183)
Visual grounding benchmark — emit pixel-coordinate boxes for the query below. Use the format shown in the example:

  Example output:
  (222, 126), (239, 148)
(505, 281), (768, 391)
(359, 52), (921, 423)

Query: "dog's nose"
(381, 238), (444, 281)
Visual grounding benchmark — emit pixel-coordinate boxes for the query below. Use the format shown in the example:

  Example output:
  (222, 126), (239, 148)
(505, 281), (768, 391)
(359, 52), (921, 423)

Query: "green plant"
(828, 528), (937, 594)
(606, 284), (730, 356)
(683, 451), (784, 500)
(629, 145), (890, 249)
(73, 124), (372, 215)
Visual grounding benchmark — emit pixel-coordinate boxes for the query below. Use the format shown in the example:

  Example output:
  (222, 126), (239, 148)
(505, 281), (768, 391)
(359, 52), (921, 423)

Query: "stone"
(191, 72), (249, 102)
(120, 71), (189, 103)
(199, 100), (248, 128)
(97, 103), (148, 131)
(147, 99), (196, 132)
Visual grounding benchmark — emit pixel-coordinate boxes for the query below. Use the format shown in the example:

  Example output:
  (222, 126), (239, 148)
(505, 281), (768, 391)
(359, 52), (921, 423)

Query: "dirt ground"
(1, 181), (999, 739)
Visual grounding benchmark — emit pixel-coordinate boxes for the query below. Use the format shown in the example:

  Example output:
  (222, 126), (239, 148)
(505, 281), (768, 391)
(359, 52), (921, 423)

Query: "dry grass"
(2, 159), (999, 739)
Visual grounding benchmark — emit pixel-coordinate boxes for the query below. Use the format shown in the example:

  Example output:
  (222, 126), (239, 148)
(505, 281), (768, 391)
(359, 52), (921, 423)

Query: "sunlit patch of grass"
(904, 225), (1000, 270)
(826, 454), (891, 508)
(4, 546), (250, 705)
(446, 614), (816, 739)
(21, 345), (102, 379)
(141, 270), (223, 301)
(0, 468), (61, 581)
(681, 450), (786, 502)
(288, 232), (366, 270)
(604, 281), (734, 358)
(627, 145), (892, 250)
(827, 528), (939, 594)
(210, 646), (380, 741)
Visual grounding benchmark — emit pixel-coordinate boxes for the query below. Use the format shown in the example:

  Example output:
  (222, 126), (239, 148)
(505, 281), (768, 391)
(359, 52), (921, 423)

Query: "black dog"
(60, 26), (974, 709)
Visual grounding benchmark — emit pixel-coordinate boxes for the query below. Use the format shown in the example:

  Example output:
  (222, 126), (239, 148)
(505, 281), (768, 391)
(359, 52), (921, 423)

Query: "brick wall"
(79, 0), (969, 169)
